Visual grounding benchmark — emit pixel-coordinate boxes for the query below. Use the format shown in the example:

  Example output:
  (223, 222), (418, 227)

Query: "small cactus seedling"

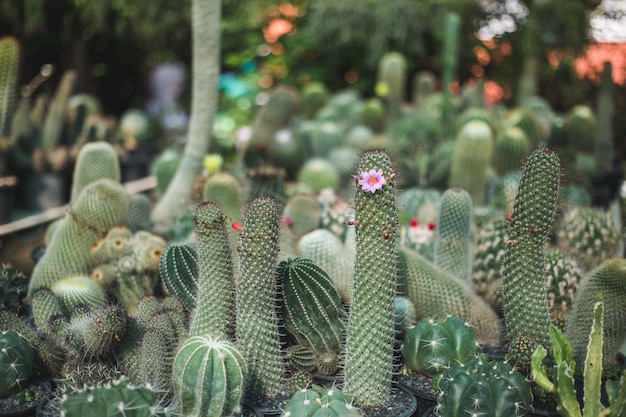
(401, 315), (480, 377)
(0, 330), (35, 397)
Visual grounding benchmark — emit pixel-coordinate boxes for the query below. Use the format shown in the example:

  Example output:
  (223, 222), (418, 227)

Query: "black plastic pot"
(398, 374), (437, 417)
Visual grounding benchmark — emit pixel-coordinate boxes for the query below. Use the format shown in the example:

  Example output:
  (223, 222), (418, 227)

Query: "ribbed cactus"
(0, 330), (34, 397)
(281, 387), (363, 417)
(502, 147), (560, 368)
(401, 315), (479, 377)
(436, 353), (532, 417)
(235, 195), (284, 397)
(28, 178), (130, 295)
(297, 228), (355, 305)
(159, 242), (198, 312)
(190, 201), (235, 340)
(343, 149), (398, 407)
(247, 165), (288, 206)
(433, 188), (473, 283)
(285, 345), (317, 373)
(557, 205), (621, 272)
(492, 126), (531, 176)
(448, 120), (494, 205)
(399, 248), (502, 345)
(173, 335), (247, 417)
(60, 377), (167, 417)
(70, 141), (121, 202)
(564, 258), (626, 368)
(393, 296), (417, 338)
(279, 258), (346, 363)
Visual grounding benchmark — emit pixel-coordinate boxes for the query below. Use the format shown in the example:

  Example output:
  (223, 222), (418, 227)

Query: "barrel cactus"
(436, 353), (532, 417)
(172, 335), (246, 417)
(401, 315), (480, 377)
(281, 387), (363, 417)
(0, 330), (34, 397)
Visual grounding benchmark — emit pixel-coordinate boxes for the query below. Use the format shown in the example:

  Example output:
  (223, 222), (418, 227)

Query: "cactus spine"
(0, 330), (34, 397)
(343, 149), (398, 407)
(281, 387), (363, 417)
(190, 201), (235, 339)
(235, 195), (284, 397)
(434, 188), (473, 283)
(173, 335), (247, 417)
(502, 147), (560, 367)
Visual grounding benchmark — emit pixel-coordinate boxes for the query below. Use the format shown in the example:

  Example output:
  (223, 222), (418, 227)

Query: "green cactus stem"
(502, 147), (560, 368)
(173, 335), (246, 417)
(189, 201), (235, 340)
(281, 387), (363, 417)
(70, 141), (121, 202)
(401, 315), (480, 377)
(343, 149), (398, 407)
(235, 195), (284, 397)
(0, 330), (34, 397)
(159, 241), (198, 312)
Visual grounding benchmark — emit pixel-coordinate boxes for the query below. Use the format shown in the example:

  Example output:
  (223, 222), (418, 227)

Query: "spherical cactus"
(0, 331), (34, 397)
(173, 335), (246, 417)
(393, 296), (416, 338)
(297, 158), (340, 195)
(118, 108), (151, 144)
(0, 264), (28, 313)
(64, 303), (129, 358)
(564, 104), (597, 153)
(50, 275), (107, 311)
(283, 194), (321, 241)
(60, 377), (167, 417)
(159, 241), (198, 312)
(302, 82), (329, 119)
(400, 315), (480, 377)
(435, 354), (532, 417)
(281, 387), (363, 417)
(492, 126), (530, 176)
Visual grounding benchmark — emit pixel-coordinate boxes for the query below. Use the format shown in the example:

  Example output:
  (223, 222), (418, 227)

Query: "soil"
(0, 379), (51, 417)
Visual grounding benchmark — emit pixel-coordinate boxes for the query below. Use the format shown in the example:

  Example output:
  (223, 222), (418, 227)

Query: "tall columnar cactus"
(60, 377), (167, 417)
(343, 149), (398, 407)
(492, 126), (531, 176)
(279, 258), (346, 358)
(434, 188), (473, 283)
(595, 61), (614, 170)
(28, 178), (130, 295)
(297, 228), (355, 305)
(190, 201), (235, 340)
(565, 105), (597, 154)
(159, 242), (198, 312)
(377, 51), (406, 121)
(564, 258), (626, 368)
(436, 354), (532, 417)
(281, 387), (363, 417)
(40, 69), (77, 154)
(302, 81), (329, 119)
(400, 248), (502, 345)
(173, 335), (246, 417)
(0, 37), (20, 174)
(441, 13), (460, 141)
(70, 141), (121, 202)
(502, 147), (560, 368)
(0, 330), (34, 397)
(400, 315), (479, 377)
(235, 195), (284, 397)
(448, 120), (493, 205)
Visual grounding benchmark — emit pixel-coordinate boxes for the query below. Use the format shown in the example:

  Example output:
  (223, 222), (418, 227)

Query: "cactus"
(544, 249), (583, 329)
(502, 147), (560, 368)
(440, 13), (460, 140)
(247, 165), (288, 206)
(0, 36), (20, 177)
(151, 148), (180, 196)
(159, 241), (198, 312)
(281, 387), (363, 417)
(310, 121), (343, 157)
(190, 201), (235, 340)
(565, 105), (597, 154)
(505, 107), (542, 149)
(297, 157), (340, 195)
(297, 228), (355, 305)
(394, 296), (417, 338)
(399, 248), (502, 345)
(279, 258), (346, 359)
(283, 194), (321, 241)
(532, 301), (626, 417)
(433, 188), (473, 283)
(376, 51), (406, 121)
(286, 345), (318, 373)
(173, 335), (246, 417)
(118, 108), (151, 146)
(267, 128), (307, 179)
(360, 98), (386, 133)
(493, 126), (531, 176)
(448, 120), (494, 205)
(412, 70), (436, 108)
(235, 195), (284, 397)
(343, 149), (398, 407)
(436, 353), (532, 417)
(50, 275), (107, 311)
(302, 82), (329, 119)
(124, 193), (152, 232)
(70, 141), (121, 202)
(28, 178), (130, 295)
(0, 330), (35, 397)
(564, 258), (626, 368)
(595, 61), (615, 171)
(60, 377), (167, 417)
(0, 264), (28, 313)
(557, 205), (621, 272)
(472, 219), (508, 313)
(401, 315), (480, 377)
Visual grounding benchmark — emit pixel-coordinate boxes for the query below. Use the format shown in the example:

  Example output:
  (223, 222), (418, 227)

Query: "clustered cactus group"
(1, 15), (625, 417)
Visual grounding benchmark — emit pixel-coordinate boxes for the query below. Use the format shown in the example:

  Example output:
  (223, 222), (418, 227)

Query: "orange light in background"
(263, 19), (293, 43)
(270, 43), (285, 55)
(259, 74), (274, 88)
(547, 50), (561, 69)
(500, 40), (513, 55)
(279, 2), (298, 18)
(471, 64), (484, 77)
(448, 80), (460, 94)
(483, 80), (503, 105)
(474, 46), (490, 66)
(345, 70), (359, 83)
